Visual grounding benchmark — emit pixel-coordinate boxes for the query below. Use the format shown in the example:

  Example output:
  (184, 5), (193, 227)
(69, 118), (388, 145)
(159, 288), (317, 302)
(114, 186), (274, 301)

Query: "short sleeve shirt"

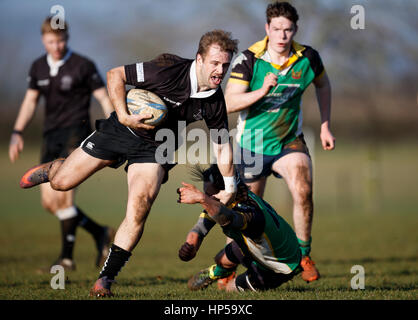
(28, 52), (104, 133)
(124, 54), (229, 145)
(228, 39), (325, 155)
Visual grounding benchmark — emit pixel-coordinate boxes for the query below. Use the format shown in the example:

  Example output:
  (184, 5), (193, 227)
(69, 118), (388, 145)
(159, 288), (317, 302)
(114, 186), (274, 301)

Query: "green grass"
(0, 140), (417, 300)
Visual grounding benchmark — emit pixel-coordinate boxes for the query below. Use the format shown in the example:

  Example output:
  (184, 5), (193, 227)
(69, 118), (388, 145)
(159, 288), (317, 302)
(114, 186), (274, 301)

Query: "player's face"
(265, 16), (297, 55)
(196, 44), (232, 91)
(42, 32), (68, 61)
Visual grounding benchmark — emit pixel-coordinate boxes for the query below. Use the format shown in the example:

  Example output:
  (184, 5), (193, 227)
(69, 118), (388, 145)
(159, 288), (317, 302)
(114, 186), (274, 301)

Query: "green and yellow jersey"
(229, 37), (325, 155)
(199, 190), (301, 274)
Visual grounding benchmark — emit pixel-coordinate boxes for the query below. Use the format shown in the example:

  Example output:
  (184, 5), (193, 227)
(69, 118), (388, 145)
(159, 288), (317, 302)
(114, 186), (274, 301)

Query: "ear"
(265, 23), (270, 36)
(197, 53), (204, 65)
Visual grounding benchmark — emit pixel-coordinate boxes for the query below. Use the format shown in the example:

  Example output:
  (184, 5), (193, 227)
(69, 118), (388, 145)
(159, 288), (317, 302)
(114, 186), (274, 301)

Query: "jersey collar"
(189, 60), (218, 99)
(248, 37), (306, 71)
(47, 48), (72, 77)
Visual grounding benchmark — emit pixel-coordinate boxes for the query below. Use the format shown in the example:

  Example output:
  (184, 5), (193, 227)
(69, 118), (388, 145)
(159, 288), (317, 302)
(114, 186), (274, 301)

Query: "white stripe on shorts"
(80, 130), (96, 148)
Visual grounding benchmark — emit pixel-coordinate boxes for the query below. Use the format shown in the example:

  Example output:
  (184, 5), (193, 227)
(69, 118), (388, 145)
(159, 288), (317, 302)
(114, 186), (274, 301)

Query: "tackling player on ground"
(19, 30), (239, 297)
(10, 17), (115, 271)
(225, 1), (336, 282)
(177, 165), (301, 292)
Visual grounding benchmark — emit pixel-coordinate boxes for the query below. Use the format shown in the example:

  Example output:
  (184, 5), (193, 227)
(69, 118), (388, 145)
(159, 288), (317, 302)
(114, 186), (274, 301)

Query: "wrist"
(259, 86), (269, 97)
(223, 175), (237, 193)
(12, 129), (23, 135)
(321, 123), (331, 132)
(117, 111), (130, 126)
(199, 193), (208, 204)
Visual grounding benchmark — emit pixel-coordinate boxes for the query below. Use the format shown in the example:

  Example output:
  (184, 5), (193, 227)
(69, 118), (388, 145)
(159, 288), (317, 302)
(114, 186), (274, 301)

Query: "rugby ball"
(126, 89), (168, 126)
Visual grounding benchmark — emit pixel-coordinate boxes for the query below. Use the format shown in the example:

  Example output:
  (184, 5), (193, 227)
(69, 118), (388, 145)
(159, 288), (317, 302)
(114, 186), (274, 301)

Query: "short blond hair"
(41, 16), (69, 37)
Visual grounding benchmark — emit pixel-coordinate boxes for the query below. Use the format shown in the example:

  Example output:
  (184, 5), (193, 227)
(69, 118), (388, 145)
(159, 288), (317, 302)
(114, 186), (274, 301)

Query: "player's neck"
(267, 46), (292, 66)
(49, 48), (69, 63)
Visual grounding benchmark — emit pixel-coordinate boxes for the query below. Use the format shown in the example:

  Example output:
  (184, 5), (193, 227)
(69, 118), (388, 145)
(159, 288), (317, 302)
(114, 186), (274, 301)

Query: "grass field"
(0, 140), (417, 300)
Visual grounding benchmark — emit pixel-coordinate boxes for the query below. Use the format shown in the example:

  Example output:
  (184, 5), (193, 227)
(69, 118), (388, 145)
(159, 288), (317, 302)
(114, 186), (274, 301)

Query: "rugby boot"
(300, 256), (320, 282)
(89, 276), (114, 298)
(95, 227), (116, 267)
(188, 264), (219, 291)
(217, 270), (236, 290)
(20, 158), (64, 188)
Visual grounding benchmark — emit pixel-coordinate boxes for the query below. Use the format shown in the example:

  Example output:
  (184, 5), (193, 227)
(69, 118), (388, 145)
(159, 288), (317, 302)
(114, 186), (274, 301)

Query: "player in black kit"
(20, 29), (239, 296)
(10, 17), (115, 271)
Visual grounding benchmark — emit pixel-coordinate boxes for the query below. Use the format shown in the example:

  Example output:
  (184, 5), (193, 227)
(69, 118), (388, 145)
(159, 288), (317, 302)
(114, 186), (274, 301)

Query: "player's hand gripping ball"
(126, 89), (168, 126)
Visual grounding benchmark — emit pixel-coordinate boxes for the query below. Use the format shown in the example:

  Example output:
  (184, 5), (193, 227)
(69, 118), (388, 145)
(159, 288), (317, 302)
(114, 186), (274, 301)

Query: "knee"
(289, 167), (312, 205)
(50, 176), (72, 191)
(294, 181), (312, 201)
(41, 197), (57, 213)
(41, 193), (72, 214)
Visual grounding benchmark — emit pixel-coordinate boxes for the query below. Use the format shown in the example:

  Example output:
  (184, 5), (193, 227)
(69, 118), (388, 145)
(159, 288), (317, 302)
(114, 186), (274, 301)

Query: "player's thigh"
(51, 147), (113, 190)
(40, 183), (74, 212)
(272, 152), (312, 191)
(126, 163), (165, 212)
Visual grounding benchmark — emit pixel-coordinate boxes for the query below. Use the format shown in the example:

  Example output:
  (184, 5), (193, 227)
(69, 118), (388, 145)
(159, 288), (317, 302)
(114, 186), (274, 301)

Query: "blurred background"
(0, 0), (417, 300)
(1, 0), (416, 214)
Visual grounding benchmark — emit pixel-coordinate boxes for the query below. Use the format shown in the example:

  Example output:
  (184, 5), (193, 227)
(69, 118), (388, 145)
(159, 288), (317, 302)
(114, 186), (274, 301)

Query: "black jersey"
(124, 54), (229, 144)
(27, 51), (105, 133)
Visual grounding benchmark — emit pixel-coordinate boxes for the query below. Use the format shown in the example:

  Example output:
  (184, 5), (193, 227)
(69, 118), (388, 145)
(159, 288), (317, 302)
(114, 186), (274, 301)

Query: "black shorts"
(41, 123), (91, 163)
(80, 113), (175, 183)
(225, 241), (301, 292)
(236, 134), (311, 183)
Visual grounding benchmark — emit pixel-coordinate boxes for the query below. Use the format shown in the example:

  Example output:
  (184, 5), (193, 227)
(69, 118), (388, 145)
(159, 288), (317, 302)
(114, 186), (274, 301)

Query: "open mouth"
(210, 75), (222, 86)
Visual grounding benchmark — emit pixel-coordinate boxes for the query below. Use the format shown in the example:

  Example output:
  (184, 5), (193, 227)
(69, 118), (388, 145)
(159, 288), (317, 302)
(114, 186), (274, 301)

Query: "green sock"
(210, 264), (235, 279)
(298, 237), (312, 257)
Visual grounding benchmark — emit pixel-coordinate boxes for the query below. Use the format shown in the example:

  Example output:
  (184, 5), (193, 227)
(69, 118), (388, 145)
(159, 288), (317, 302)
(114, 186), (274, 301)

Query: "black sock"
(76, 207), (105, 240)
(60, 216), (78, 260)
(99, 244), (132, 280)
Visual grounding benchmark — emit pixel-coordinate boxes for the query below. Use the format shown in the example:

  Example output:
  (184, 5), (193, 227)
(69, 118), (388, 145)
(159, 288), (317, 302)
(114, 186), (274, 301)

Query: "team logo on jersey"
(60, 75), (73, 90)
(232, 53), (247, 69)
(291, 69), (302, 80)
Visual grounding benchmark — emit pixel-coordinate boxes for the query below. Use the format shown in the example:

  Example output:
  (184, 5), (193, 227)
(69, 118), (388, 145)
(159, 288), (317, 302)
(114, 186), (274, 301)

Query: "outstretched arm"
(212, 141), (236, 206)
(178, 212), (216, 261)
(177, 182), (246, 228)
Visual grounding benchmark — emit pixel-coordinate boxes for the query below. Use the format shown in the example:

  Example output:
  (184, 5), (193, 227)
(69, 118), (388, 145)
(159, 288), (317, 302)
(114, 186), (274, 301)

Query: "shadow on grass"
(122, 276), (188, 287)
(318, 256), (418, 265)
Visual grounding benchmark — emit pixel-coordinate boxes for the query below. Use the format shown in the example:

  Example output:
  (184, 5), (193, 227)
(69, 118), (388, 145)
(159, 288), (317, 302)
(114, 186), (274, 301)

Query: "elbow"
(225, 96), (236, 114)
